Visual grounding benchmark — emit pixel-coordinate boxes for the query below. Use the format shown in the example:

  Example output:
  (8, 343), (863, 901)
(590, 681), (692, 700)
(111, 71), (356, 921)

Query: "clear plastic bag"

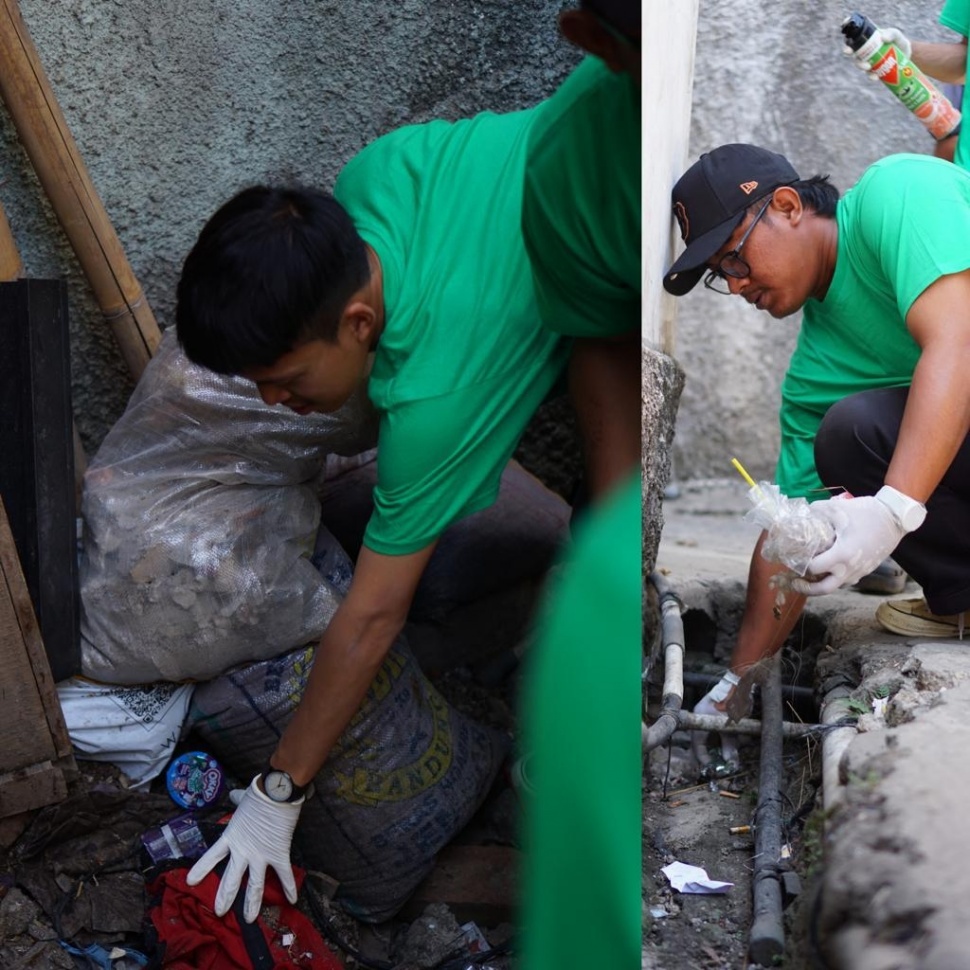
(743, 481), (835, 576)
(79, 329), (379, 684)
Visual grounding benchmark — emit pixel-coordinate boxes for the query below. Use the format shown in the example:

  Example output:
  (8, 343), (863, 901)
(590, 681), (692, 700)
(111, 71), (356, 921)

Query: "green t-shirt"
(334, 110), (571, 555)
(940, 0), (970, 171)
(519, 473), (642, 970)
(777, 154), (970, 498)
(521, 57), (641, 337)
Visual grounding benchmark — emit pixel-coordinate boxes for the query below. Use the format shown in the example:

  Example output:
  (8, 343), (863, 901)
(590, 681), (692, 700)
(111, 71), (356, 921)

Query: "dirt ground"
(644, 719), (825, 970)
(646, 479), (834, 969)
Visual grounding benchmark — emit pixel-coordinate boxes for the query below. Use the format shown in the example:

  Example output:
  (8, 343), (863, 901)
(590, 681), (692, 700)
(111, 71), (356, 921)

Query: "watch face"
(264, 770), (294, 802)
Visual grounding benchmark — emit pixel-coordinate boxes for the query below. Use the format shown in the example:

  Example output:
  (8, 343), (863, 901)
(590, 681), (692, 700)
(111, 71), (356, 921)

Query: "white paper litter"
(661, 861), (734, 894)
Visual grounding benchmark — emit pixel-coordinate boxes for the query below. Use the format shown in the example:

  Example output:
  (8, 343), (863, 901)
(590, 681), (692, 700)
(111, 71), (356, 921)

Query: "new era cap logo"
(739, 181), (759, 195)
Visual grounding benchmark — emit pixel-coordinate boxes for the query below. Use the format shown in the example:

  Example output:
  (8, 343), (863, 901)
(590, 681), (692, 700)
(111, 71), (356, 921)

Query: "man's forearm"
(267, 541), (436, 787)
(910, 39), (968, 85)
(568, 334), (641, 500)
(731, 532), (807, 675)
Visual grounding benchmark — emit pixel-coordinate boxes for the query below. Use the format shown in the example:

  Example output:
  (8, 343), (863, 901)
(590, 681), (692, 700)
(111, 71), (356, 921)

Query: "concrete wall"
(0, 0), (581, 454)
(671, 0), (959, 483)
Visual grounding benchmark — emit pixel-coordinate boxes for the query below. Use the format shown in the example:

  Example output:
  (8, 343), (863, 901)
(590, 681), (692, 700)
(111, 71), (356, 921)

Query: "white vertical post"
(641, 1), (700, 355)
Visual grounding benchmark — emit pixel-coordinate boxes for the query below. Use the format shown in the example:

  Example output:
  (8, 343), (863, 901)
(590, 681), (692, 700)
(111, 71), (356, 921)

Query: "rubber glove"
(692, 671), (741, 768)
(844, 25), (912, 78)
(791, 496), (905, 596)
(186, 776), (304, 922)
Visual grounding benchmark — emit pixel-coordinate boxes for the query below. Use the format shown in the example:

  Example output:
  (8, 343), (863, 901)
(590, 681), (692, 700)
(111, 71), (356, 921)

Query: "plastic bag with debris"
(743, 481), (835, 576)
(79, 328), (379, 684)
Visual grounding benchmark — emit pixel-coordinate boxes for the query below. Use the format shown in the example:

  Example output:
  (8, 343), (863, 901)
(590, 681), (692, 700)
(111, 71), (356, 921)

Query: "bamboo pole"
(0, 0), (160, 382)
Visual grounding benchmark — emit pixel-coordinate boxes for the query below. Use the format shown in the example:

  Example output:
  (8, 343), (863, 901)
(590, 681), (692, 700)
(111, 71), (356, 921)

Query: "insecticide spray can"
(841, 12), (962, 141)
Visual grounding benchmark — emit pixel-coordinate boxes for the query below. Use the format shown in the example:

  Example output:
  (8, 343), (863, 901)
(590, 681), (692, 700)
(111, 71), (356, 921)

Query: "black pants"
(814, 387), (970, 615)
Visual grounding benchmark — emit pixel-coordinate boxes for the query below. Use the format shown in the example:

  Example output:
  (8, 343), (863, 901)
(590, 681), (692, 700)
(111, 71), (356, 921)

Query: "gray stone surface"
(642, 345), (685, 577)
(1, 1), (580, 453)
(672, 0), (960, 481)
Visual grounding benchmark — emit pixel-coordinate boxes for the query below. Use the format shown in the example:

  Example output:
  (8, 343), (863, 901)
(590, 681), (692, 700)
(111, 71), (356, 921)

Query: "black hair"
(175, 185), (371, 375)
(580, 0), (640, 34)
(749, 175), (840, 224)
(791, 175), (840, 217)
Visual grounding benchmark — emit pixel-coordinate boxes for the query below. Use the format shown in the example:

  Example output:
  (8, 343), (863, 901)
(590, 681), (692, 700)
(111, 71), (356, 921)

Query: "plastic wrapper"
(743, 481), (835, 576)
(79, 328), (379, 684)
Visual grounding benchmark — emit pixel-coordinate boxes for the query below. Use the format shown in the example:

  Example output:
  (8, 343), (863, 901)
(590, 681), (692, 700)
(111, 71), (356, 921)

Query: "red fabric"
(147, 867), (343, 970)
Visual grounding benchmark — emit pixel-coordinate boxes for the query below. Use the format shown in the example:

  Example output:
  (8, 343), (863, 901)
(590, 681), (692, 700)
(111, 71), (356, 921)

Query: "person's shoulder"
(940, 0), (970, 36)
(858, 152), (960, 186)
(847, 153), (965, 209)
(536, 55), (637, 127)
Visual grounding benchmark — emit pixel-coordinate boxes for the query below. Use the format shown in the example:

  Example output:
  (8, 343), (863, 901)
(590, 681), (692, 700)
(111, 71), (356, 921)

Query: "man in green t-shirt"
(517, 5), (642, 966)
(845, 7), (967, 166)
(662, 143), (970, 729)
(519, 473), (642, 970)
(522, 0), (641, 500)
(173, 97), (580, 920)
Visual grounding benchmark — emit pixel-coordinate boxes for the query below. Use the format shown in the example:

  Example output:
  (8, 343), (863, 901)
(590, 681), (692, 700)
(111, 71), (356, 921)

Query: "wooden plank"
(0, 761), (67, 818)
(0, 811), (32, 849)
(0, 279), (80, 681)
(0, 495), (74, 771)
(400, 844), (520, 925)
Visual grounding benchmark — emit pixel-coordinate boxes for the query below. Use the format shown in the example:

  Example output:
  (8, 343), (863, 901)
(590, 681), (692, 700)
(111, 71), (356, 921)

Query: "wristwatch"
(260, 766), (309, 803)
(875, 485), (927, 533)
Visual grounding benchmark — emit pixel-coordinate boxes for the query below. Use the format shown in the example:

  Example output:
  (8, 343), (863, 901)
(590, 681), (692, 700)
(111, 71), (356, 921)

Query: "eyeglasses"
(703, 197), (771, 295)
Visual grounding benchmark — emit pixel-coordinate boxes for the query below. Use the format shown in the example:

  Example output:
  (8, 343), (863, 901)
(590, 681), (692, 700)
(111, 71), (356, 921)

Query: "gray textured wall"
(672, 0), (959, 483)
(1, 0), (580, 453)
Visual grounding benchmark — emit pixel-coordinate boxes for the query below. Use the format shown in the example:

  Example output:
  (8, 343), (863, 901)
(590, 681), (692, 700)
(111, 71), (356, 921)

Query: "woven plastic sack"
(188, 634), (509, 923)
(79, 328), (378, 684)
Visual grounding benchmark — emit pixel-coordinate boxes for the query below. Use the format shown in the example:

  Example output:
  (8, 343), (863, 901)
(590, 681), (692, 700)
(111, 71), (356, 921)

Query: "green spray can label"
(842, 12), (961, 141)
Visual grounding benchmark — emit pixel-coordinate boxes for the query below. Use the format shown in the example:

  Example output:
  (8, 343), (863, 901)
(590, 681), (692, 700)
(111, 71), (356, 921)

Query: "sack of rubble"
(79, 328), (378, 684)
(188, 632), (510, 923)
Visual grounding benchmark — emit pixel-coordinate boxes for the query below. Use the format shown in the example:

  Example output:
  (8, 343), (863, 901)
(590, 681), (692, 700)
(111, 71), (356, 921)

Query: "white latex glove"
(843, 25), (912, 78)
(791, 496), (905, 596)
(186, 776), (304, 922)
(692, 671), (740, 767)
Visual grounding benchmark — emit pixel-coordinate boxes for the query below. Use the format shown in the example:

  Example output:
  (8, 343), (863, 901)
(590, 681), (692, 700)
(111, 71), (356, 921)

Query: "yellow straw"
(730, 457), (758, 489)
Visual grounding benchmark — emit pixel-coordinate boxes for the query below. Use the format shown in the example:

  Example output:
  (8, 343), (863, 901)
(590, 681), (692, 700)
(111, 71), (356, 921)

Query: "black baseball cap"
(663, 144), (800, 296)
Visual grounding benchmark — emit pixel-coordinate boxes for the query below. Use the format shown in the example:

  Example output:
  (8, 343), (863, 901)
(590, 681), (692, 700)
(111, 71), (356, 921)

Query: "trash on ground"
(661, 861), (734, 894)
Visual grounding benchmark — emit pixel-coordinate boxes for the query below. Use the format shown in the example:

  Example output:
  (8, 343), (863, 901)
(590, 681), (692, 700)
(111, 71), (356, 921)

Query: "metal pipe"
(820, 685), (858, 815)
(677, 710), (822, 739)
(749, 653), (786, 966)
(643, 572), (685, 752)
(682, 670), (815, 704)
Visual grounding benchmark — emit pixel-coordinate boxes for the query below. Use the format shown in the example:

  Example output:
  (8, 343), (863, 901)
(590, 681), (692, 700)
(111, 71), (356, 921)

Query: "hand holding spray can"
(841, 12), (961, 141)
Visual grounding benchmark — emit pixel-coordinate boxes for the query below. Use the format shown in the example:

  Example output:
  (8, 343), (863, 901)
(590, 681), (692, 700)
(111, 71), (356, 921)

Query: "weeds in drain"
(845, 767), (882, 791)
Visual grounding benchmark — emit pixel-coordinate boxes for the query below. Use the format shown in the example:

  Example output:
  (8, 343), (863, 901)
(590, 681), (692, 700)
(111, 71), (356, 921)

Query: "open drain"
(644, 576), (830, 969)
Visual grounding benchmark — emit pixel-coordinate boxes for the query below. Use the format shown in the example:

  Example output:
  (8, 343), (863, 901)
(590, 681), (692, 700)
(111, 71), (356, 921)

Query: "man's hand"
(186, 777), (304, 922)
(792, 496), (907, 596)
(844, 25), (912, 77)
(692, 671), (741, 767)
